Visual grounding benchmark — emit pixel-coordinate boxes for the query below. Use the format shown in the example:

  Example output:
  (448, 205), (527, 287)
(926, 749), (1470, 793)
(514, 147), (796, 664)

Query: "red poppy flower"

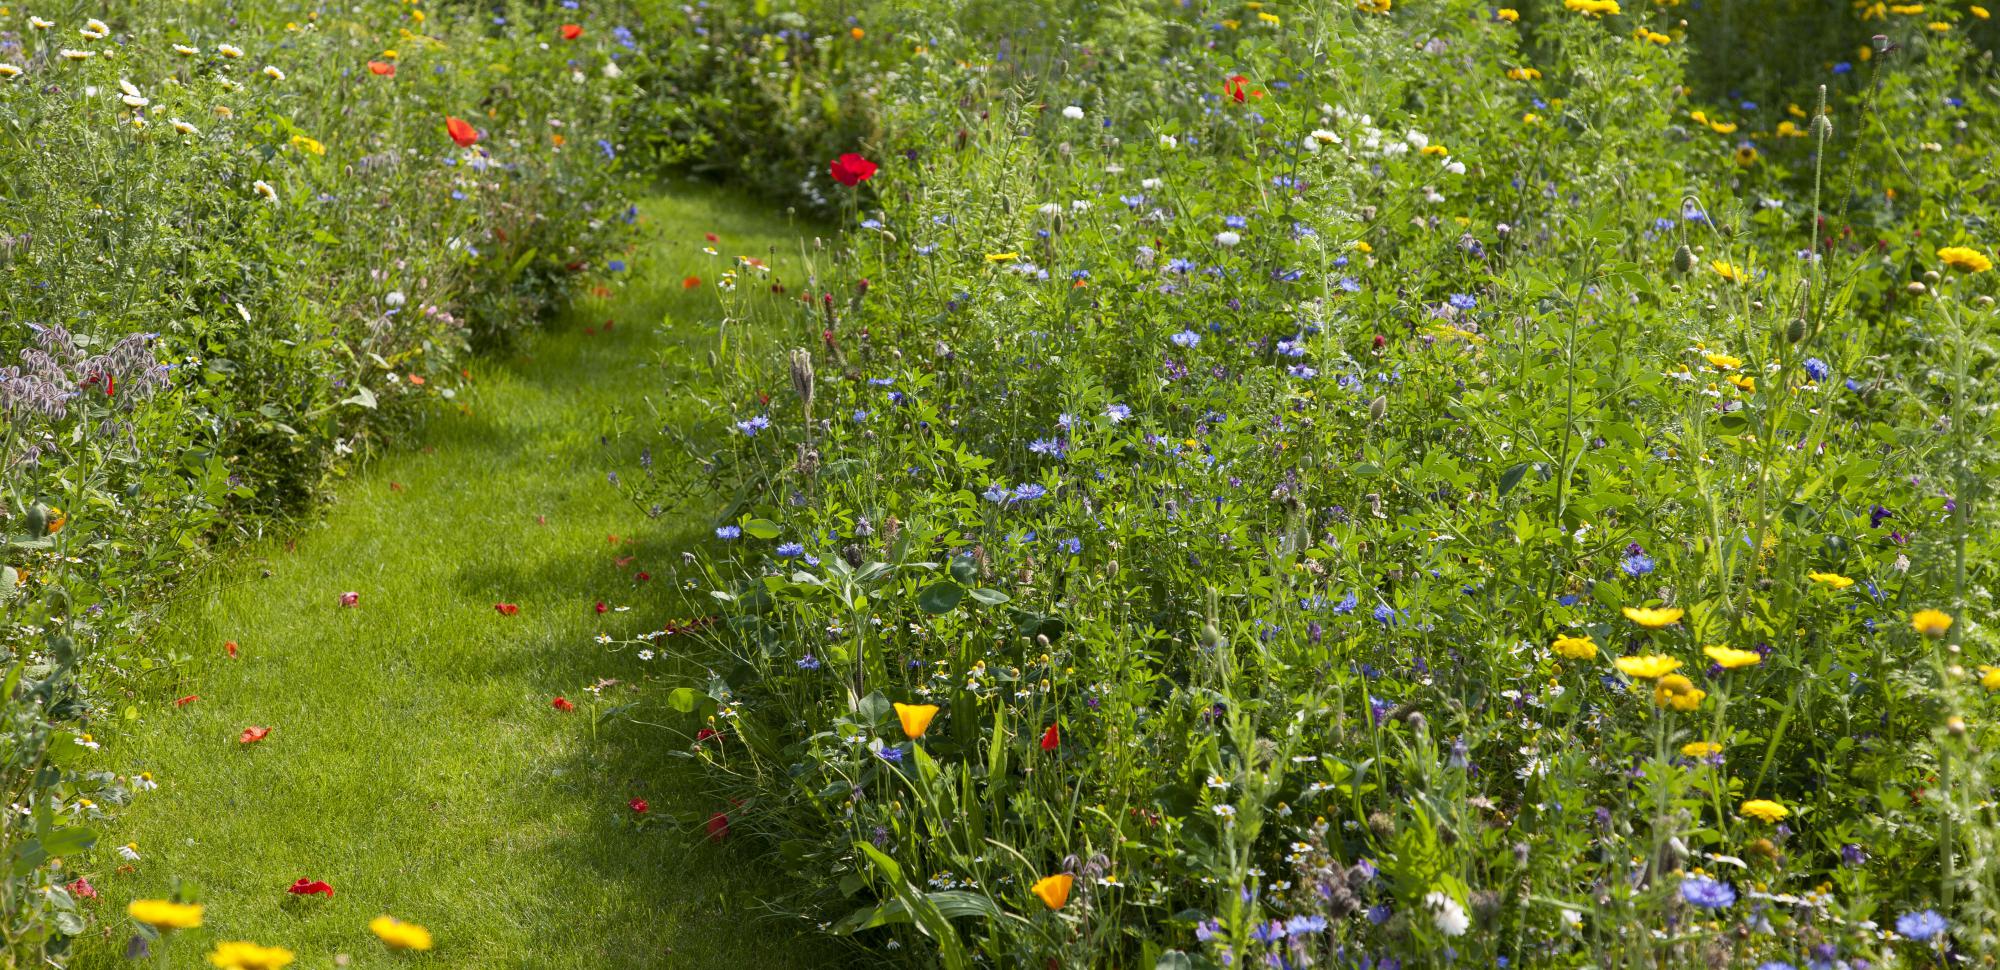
(552, 696), (575, 712)
(1224, 74), (1263, 103)
(561, 23), (583, 40)
(828, 153), (878, 187)
(495, 603), (520, 616)
(445, 116), (479, 148)
(338, 591), (360, 607)
(706, 812), (730, 842)
(367, 61), (395, 77)
(629, 798), (649, 814)
(174, 694), (199, 707)
(287, 879), (334, 898)
(67, 877), (97, 900)
(704, 232), (718, 242)
(408, 374), (425, 386)
(225, 640), (239, 658)
(240, 726), (271, 744)
(682, 275), (701, 290)
(1040, 723), (1061, 751)
(695, 728), (720, 743)
(635, 572), (651, 582)
(594, 601), (608, 614)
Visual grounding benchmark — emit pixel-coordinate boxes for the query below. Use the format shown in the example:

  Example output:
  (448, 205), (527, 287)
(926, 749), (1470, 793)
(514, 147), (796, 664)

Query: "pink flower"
(338, 591), (360, 607)
(629, 798), (649, 814)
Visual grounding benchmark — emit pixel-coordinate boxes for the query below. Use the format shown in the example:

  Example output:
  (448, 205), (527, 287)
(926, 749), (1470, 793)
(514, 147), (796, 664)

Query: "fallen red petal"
(286, 878), (334, 898)
(240, 726), (271, 744)
(174, 694), (199, 707)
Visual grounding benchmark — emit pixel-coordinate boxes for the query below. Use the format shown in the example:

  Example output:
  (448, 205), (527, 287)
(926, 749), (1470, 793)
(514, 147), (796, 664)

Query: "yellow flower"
(1927, 20), (1950, 30)
(1703, 645), (1763, 669)
(1709, 261), (1747, 283)
(1807, 571), (1853, 590)
(1978, 665), (2000, 690)
(1973, 4), (1990, 18)
(1258, 11), (1281, 24)
(984, 252), (1020, 262)
(289, 135), (325, 156)
(1888, 2), (1924, 12)
(1654, 674), (1705, 710)
(173, 44), (199, 56)
(1420, 144), (1449, 156)
(1506, 67), (1542, 81)
(1709, 120), (1738, 135)
(369, 915), (433, 951)
(208, 941), (296, 970)
(262, 64), (286, 81)
(1911, 608), (1953, 639)
(1031, 873), (1073, 910)
(894, 702), (939, 739)
(1640, 29), (1671, 43)
(1733, 145), (1758, 167)
(1563, 0), (1621, 14)
(45, 507), (65, 533)
(1353, 241), (1373, 254)
(1496, 7), (1520, 20)
(128, 899), (203, 931)
(1680, 741), (1723, 758)
(1787, 103), (1808, 118)
(1739, 799), (1789, 822)
(1622, 606), (1684, 629)
(217, 43), (244, 58)
(1728, 374), (1756, 393)
(0, 64), (22, 79)
(1355, 0), (1392, 13)
(1552, 635), (1598, 660)
(1937, 246), (1992, 273)
(1776, 120), (1805, 137)
(1614, 654), (1681, 679)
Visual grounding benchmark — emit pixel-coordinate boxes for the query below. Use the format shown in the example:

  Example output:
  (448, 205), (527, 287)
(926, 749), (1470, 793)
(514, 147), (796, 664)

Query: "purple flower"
(1895, 909), (1946, 942)
(1680, 875), (1736, 909)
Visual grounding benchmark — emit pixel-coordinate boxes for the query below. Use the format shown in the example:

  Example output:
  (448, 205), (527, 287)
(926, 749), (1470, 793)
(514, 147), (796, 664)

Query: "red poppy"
(445, 116), (479, 148)
(682, 275), (701, 290)
(240, 726), (271, 744)
(1040, 723), (1061, 751)
(174, 694), (199, 707)
(628, 798), (649, 814)
(828, 153), (878, 187)
(408, 374), (425, 386)
(561, 23), (583, 40)
(389, 481), (404, 492)
(338, 591), (360, 607)
(552, 696), (575, 712)
(705, 812), (730, 842)
(367, 61), (395, 77)
(66, 877), (97, 900)
(635, 571), (651, 582)
(704, 232), (718, 242)
(1224, 74), (1263, 103)
(695, 728), (720, 743)
(594, 601), (608, 614)
(287, 879), (334, 898)
(225, 640), (239, 658)
(495, 602), (520, 616)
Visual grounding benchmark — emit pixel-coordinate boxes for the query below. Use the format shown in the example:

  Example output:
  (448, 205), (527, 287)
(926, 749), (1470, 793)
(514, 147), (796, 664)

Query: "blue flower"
(796, 654), (821, 671)
(1680, 875), (1736, 909)
(715, 525), (741, 540)
(1621, 552), (1655, 577)
(1284, 914), (1327, 935)
(776, 542), (805, 558)
(1028, 437), (1066, 457)
(607, 260), (626, 273)
(734, 415), (770, 435)
(1171, 330), (1201, 348)
(1248, 920), (1287, 943)
(1756, 963), (1794, 970)
(876, 745), (905, 764)
(1105, 403), (1132, 422)
(1448, 293), (1477, 310)
(1803, 357), (1829, 381)
(1896, 909), (1947, 942)
(1059, 537), (1082, 555)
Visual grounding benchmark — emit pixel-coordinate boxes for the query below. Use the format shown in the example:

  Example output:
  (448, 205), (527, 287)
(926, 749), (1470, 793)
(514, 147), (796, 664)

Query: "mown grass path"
(78, 185), (830, 969)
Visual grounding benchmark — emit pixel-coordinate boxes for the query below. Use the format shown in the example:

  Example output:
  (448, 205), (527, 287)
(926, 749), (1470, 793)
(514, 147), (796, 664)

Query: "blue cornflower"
(607, 260), (626, 273)
(775, 542), (805, 558)
(1165, 257), (1198, 274)
(1105, 403), (1132, 422)
(1028, 438), (1066, 457)
(715, 525), (741, 540)
(1059, 537), (1082, 555)
(1803, 357), (1829, 381)
(1014, 483), (1048, 501)
(598, 139), (616, 160)
(1372, 603), (1395, 624)
(1833, 62), (1852, 74)
(1284, 915), (1327, 935)
(1248, 920), (1287, 943)
(1896, 909), (1947, 942)
(876, 745), (905, 764)
(1171, 330), (1201, 348)
(797, 654), (821, 671)
(734, 415), (771, 435)
(852, 409), (869, 423)
(1680, 875), (1736, 909)
(1621, 552), (1655, 577)
(1756, 963), (1794, 970)
(982, 484), (1014, 504)
(1448, 293), (1477, 310)
(1224, 214), (1248, 228)
(1333, 591), (1357, 614)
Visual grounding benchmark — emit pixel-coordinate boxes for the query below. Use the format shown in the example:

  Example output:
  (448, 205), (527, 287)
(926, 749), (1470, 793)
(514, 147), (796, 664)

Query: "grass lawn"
(74, 184), (840, 969)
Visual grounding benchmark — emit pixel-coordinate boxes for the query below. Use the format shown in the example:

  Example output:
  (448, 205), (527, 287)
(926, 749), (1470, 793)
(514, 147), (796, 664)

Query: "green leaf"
(665, 687), (701, 713)
(1498, 462), (1530, 497)
(917, 582), (964, 614)
(742, 518), (782, 540)
(968, 587), (1011, 606)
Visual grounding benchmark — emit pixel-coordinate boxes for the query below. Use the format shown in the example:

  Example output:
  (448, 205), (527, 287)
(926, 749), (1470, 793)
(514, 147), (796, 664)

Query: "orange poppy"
(445, 116), (478, 148)
(367, 61), (395, 76)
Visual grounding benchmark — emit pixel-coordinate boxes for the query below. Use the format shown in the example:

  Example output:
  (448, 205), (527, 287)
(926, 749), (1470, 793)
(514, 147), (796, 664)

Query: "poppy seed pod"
(1783, 317), (1809, 343)
(1813, 114), (1833, 140)
(1672, 244), (1696, 273)
(1368, 395), (1387, 422)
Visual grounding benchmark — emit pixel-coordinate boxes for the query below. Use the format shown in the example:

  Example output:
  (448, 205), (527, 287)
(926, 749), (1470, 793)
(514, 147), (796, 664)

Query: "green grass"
(76, 184), (837, 969)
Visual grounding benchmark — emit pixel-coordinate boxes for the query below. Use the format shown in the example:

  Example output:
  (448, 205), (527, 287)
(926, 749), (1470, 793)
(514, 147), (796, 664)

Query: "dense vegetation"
(6, 0), (2000, 967)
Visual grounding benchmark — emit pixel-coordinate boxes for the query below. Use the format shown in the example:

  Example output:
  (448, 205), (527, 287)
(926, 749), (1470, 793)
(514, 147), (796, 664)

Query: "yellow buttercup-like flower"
(1031, 873), (1074, 910)
(1614, 654), (1680, 679)
(127, 899), (203, 931)
(1978, 665), (2000, 691)
(894, 702), (939, 739)
(1653, 674), (1705, 710)
(290, 134), (325, 156)
(1551, 635), (1597, 660)
(1806, 571), (1853, 590)
(1622, 606), (1684, 629)
(1709, 261), (1747, 283)
(208, 941), (296, 970)
(1740, 799), (1789, 823)
(984, 252), (1021, 262)
(1937, 246), (1991, 273)
(369, 915), (433, 951)
(1563, 0), (1621, 14)
(1703, 645), (1762, 669)
(1496, 8), (1520, 21)
(1911, 609), (1953, 639)
(1680, 741), (1723, 758)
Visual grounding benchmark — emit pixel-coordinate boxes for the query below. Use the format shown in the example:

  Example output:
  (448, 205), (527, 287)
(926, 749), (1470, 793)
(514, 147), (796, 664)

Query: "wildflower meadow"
(4, 0), (2000, 967)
